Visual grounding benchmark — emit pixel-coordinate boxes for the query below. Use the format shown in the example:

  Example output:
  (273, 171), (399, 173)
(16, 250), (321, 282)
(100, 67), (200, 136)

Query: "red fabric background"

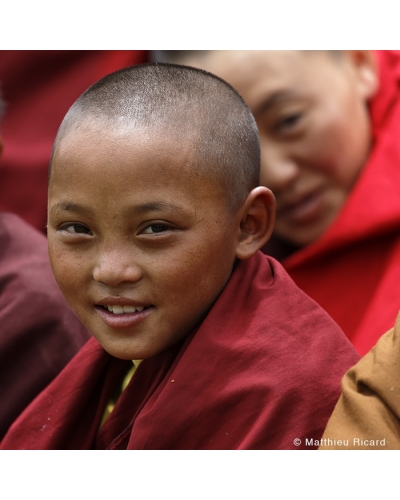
(0, 50), (148, 231)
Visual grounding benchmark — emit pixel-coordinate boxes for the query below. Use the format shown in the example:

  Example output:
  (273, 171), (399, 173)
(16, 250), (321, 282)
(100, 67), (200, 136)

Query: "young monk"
(0, 91), (90, 440)
(156, 50), (400, 356)
(319, 313), (400, 450)
(0, 63), (359, 450)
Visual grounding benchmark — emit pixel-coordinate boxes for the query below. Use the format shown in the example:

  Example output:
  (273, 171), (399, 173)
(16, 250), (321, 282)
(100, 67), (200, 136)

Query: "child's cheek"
(49, 243), (82, 294)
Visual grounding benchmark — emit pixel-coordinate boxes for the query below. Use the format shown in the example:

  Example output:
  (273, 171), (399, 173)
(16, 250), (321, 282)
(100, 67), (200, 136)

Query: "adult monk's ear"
(235, 186), (276, 260)
(345, 50), (379, 100)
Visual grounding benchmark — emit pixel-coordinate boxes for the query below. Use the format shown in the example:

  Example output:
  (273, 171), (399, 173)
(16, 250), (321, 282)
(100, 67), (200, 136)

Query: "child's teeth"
(112, 305), (124, 314)
(123, 305), (136, 313)
(106, 305), (146, 314)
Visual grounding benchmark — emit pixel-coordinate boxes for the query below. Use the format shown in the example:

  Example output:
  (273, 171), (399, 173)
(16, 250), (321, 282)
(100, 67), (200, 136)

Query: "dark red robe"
(0, 50), (148, 232)
(0, 252), (359, 450)
(0, 213), (90, 440)
(275, 51), (400, 356)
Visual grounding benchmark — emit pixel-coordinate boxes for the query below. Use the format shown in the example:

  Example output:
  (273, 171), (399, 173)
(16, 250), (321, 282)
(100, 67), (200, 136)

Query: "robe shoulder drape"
(320, 313), (400, 450)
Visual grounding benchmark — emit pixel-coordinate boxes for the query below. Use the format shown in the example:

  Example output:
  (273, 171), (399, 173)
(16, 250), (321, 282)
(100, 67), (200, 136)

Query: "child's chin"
(100, 340), (160, 360)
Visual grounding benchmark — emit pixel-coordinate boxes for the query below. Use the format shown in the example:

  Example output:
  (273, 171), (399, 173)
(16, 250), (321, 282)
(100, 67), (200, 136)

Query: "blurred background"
(0, 50), (149, 233)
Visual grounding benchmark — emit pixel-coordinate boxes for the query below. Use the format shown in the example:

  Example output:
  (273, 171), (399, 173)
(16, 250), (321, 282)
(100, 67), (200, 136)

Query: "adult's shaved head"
(51, 63), (260, 209)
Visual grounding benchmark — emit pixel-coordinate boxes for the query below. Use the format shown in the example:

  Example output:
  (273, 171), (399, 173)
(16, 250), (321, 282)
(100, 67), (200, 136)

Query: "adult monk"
(158, 51), (400, 356)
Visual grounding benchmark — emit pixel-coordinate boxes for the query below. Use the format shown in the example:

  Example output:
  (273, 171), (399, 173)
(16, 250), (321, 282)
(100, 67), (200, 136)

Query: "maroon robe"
(1, 252), (359, 450)
(0, 213), (90, 439)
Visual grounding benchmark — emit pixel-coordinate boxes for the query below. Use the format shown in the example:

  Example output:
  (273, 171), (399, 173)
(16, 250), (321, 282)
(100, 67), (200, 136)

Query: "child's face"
(184, 51), (377, 246)
(48, 122), (241, 360)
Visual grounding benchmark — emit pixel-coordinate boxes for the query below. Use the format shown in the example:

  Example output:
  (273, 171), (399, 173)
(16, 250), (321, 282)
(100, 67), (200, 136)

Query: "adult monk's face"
(182, 50), (377, 246)
(47, 121), (241, 360)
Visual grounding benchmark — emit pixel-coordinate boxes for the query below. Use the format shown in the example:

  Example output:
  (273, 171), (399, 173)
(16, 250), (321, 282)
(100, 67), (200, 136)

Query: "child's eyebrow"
(50, 201), (186, 216)
(131, 201), (186, 216)
(50, 202), (92, 215)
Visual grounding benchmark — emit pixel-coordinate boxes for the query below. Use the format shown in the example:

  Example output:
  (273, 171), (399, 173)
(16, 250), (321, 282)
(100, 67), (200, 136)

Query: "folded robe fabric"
(278, 50), (400, 356)
(0, 252), (359, 450)
(0, 213), (90, 440)
(319, 313), (400, 450)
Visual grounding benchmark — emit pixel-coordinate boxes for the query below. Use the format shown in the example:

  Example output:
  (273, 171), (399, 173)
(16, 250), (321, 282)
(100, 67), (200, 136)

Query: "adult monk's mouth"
(277, 189), (324, 225)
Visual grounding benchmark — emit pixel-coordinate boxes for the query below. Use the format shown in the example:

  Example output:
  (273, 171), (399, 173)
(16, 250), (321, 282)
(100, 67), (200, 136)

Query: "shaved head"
(51, 63), (260, 209)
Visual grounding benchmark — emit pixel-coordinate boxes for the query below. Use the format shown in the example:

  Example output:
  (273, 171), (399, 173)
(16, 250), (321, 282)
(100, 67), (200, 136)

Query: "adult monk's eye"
(276, 113), (302, 131)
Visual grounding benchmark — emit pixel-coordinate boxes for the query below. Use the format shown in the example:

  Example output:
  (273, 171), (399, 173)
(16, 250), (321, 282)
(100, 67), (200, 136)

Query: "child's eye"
(61, 223), (92, 235)
(141, 224), (170, 235)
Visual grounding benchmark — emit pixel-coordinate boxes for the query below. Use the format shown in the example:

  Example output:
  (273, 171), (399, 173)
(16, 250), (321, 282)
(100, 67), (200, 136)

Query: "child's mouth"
(95, 304), (154, 329)
(102, 305), (148, 314)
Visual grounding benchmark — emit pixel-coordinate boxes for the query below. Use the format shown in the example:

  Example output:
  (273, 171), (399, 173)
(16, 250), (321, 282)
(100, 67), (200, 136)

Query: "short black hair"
(52, 62), (260, 209)
(152, 51), (209, 64)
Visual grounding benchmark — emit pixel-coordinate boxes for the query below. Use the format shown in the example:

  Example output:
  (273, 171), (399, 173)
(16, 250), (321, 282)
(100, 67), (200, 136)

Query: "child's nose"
(92, 247), (142, 288)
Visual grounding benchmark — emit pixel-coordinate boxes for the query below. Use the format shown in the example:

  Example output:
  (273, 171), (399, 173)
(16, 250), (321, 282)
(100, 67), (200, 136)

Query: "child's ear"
(235, 186), (276, 260)
(346, 50), (379, 100)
